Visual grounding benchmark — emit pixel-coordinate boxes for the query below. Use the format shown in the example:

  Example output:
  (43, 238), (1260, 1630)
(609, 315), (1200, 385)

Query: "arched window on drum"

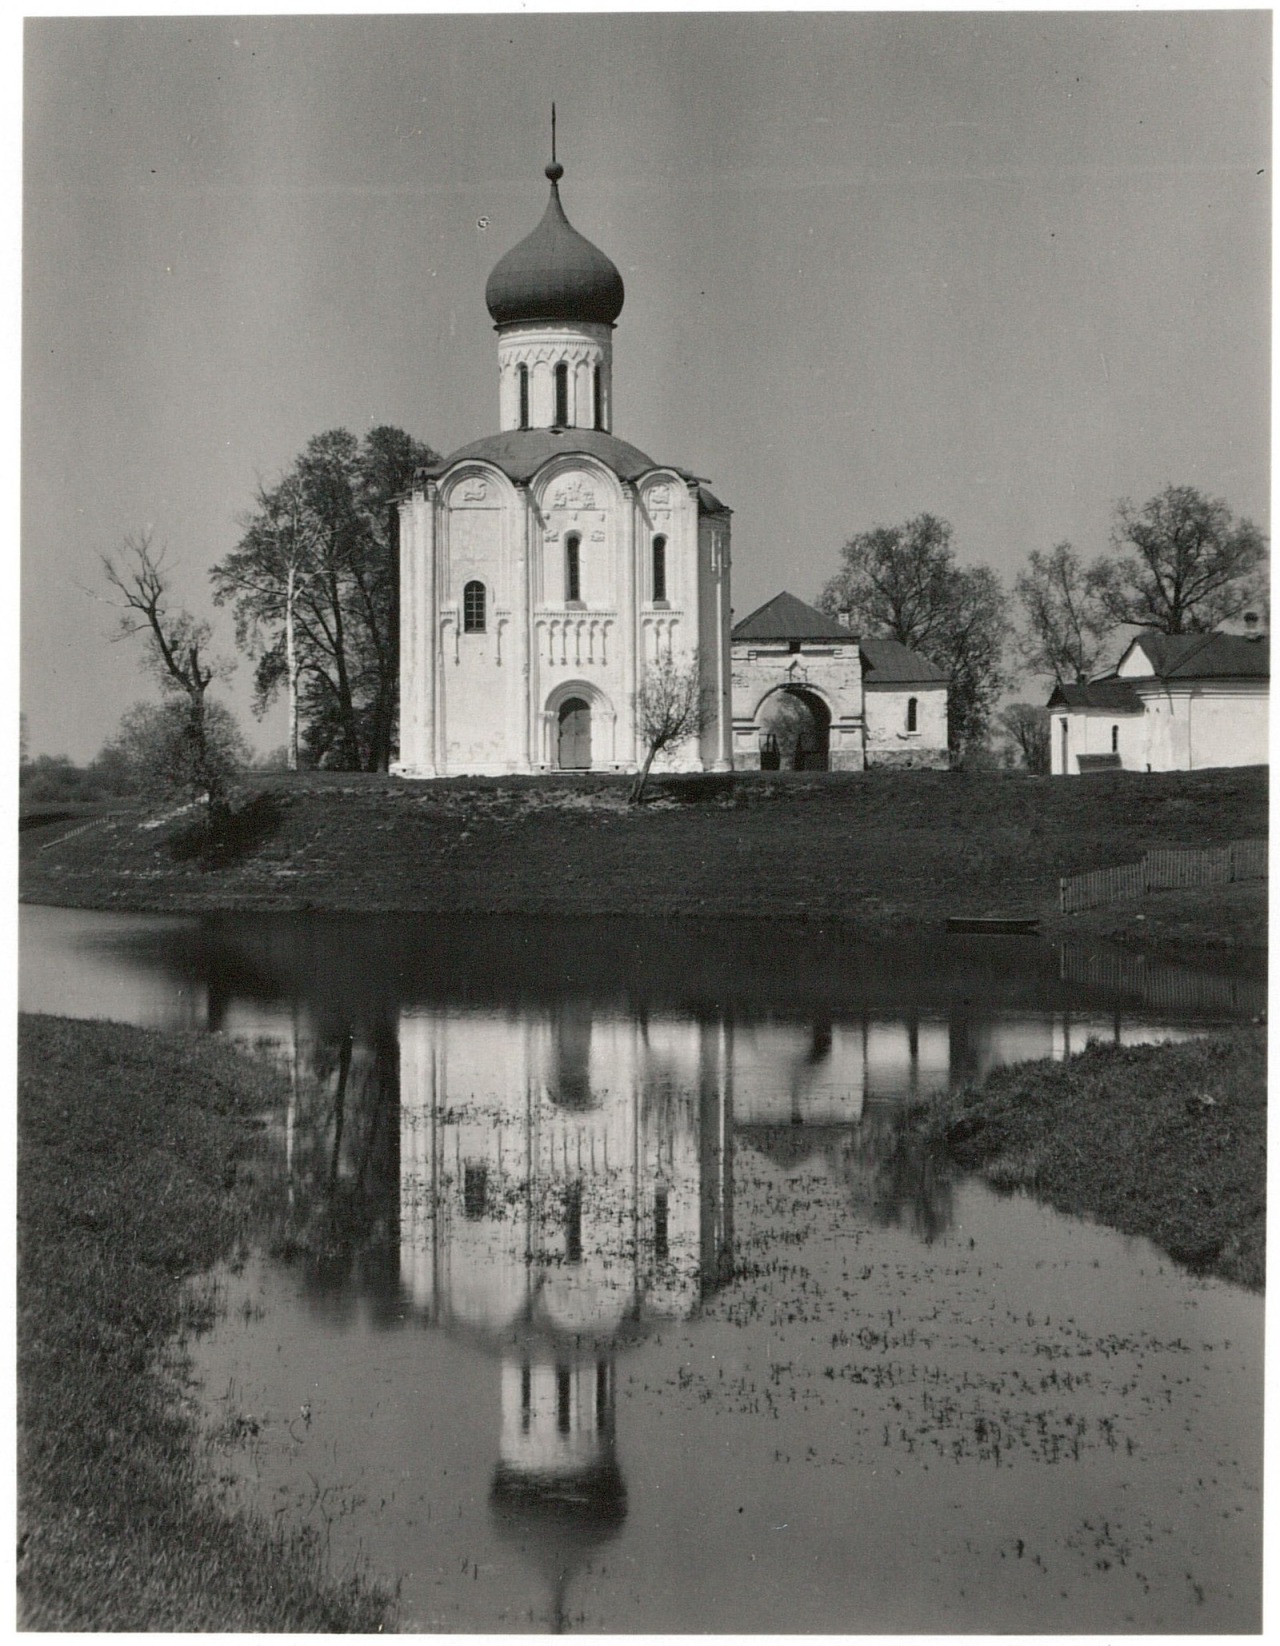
(463, 580), (487, 633)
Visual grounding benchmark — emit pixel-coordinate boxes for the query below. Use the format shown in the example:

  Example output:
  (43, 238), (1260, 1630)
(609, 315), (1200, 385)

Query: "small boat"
(946, 914), (1041, 935)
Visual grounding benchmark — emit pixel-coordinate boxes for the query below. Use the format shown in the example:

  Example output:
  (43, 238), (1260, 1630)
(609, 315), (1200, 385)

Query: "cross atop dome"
(484, 122), (625, 330)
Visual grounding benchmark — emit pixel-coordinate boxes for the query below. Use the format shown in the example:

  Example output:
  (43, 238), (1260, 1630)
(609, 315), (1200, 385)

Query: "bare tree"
(102, 532), (236, 815)
(997, 702), (1052, 774)
(1014, 542), (1111, 685)
(629, 651), (710, 804)
(1090, 484), (1267, 635)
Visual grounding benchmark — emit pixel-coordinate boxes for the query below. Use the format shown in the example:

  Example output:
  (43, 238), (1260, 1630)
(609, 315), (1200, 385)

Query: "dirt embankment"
(20, 766), (1267, 959)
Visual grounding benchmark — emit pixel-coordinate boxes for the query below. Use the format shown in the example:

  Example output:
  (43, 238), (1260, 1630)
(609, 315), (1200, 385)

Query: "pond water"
(20, 906), (1265, 1631)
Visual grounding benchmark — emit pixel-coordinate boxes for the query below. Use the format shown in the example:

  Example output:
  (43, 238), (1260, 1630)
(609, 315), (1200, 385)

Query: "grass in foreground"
(17, 1014), (393, 1630)
(925, 1027), (1266, 1290)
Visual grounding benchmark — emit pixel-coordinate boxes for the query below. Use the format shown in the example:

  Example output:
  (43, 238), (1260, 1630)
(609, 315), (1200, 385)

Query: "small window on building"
(556, 1365), (572, 1434)
(593, 364), (604, 431)
(907, 696), (918, 733)
(1111, 724), (1119, 753)
(654, 1187), (669, 1263)
(463, 1164), (488, 1219)
(517, 364), (529, 430)
(463, 579), (486, 633)
(565, 1181), (583, 1263)
(652, 535), (667, 603)
(788, 640), (802, 654)
(554, 361), (569, 426)
(565, 534), (582, 603)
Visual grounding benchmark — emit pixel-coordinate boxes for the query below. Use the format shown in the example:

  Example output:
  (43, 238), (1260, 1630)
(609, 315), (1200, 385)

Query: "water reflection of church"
(398, 1007), (734, 1628)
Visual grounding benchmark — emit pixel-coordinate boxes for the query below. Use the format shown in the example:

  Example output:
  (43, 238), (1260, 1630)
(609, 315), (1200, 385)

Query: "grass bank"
(924, 1027), (1267, 1290)
(20, 766), (1268, 959)
(17, 1014), (393, 1630)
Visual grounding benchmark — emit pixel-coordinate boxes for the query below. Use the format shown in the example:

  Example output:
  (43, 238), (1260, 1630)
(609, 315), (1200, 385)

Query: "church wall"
(863, 683), (949, 769)
(440, 471), (524, 774)
(697, 513), (734, 771)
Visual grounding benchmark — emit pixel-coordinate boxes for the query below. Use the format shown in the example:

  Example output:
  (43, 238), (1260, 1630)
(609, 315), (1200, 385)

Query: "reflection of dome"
(490, 1458), (627, 1539)
(485, 166), (625, 328)
(489, 1458), (627, 1631)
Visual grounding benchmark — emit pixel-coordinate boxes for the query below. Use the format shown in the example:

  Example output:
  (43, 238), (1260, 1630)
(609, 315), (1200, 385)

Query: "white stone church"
(394, 153), (734, 777)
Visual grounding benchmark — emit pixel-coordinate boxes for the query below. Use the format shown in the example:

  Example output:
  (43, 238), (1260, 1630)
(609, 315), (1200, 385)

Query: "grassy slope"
(17, 1015), (392, 1631)
(927, 1028), (1267, 1290)
(19, 766), (1269, 952)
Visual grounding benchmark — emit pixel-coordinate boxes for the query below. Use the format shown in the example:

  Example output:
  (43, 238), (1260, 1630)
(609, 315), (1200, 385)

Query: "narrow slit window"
(463, 580), (486, 633)
(517, 364), (529, 430)
(906, 696), (918, 732)
(654, 1187), (669, 1263)
(565, 535), (581, 603)
(652, 536), (667, 603)
(565, 1181), (583, 1263)
(1111, 724), (1119, 753)
(463, 1163), (487, 1219)
(520, 1361), (532, 1434)
(557, 1365), (572, 1434)
(554, 361), (569, 426)
(593, 364), (604, 430)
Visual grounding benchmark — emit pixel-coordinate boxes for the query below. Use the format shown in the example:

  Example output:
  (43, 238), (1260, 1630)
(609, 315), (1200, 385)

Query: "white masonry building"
(394, 153), (733, 777)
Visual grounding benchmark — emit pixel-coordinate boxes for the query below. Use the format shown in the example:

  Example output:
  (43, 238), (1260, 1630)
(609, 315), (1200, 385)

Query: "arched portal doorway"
(758, 687), (831, 771)
(558, 698), (592, 769)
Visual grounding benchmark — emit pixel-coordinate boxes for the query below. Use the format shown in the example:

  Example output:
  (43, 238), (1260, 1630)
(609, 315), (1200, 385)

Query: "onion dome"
(485, 162), (625, 328)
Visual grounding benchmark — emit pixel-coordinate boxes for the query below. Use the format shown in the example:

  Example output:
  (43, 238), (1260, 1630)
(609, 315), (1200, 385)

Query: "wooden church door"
(557, 698), (591, 769)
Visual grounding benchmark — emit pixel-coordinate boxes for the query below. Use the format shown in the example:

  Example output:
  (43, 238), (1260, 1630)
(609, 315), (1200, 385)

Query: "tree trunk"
(628, 744), (658, 805)
(286, 564), (299, 772)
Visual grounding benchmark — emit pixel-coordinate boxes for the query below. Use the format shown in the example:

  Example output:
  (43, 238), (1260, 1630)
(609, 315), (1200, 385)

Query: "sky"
(21, 11), (1271, 762)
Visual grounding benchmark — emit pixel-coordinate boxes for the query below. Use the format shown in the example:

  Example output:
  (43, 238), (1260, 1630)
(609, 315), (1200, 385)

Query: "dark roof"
(1121, 630), (1270, 681)
(420, 429), (695, 487)
(731, 591), (852, 643)
(485, 175), (625, 327)
(1047, 678), (1142, 712)
(859, 637), (949, 684)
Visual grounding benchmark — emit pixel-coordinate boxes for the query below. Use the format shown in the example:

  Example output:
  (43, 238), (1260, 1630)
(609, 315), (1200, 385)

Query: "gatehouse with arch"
(730, 592), (949, 771)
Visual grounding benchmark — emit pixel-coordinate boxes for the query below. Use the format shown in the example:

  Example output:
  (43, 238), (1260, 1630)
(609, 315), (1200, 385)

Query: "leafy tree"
(1090, 484), (1267, 635)
(630, 651), (710, 804)
(997, 702), (1052, 774)
(819, 514), (1009, 756)
(212, 426), (438, 772)
(100, 700), (250, 803)
(1014, 542), (1111, 685)
(102, 532), (235, 816)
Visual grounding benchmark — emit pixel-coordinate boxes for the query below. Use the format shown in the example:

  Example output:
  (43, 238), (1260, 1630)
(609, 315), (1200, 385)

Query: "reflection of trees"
(741, 1111), (954, 1245)
(276, 1015), (401, 1309)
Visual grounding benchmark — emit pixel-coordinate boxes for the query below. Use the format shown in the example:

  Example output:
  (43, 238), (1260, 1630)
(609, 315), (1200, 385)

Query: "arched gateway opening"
(557, 698), (592, 769)
(758, 687), (831, 771)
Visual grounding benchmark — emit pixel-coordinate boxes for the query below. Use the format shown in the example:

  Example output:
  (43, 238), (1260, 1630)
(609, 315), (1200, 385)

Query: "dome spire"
(484, 119), (625, 329)
(546, 102), (563, 185)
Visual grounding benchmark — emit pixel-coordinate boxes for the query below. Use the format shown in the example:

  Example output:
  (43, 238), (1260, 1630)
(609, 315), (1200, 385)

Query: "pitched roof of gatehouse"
(858, 637), (949, 685)
(731, 591), (853, 643)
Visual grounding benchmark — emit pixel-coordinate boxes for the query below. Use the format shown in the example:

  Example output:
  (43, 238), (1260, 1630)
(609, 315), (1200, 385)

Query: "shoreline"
(17, 1016), (394, 1630)
(19, 767), (1269, 966)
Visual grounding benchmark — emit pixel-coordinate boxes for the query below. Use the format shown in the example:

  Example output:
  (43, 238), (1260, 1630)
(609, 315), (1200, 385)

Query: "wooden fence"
(1058, 943), (1268, 1017)
(1059, 838), (1267, 915)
